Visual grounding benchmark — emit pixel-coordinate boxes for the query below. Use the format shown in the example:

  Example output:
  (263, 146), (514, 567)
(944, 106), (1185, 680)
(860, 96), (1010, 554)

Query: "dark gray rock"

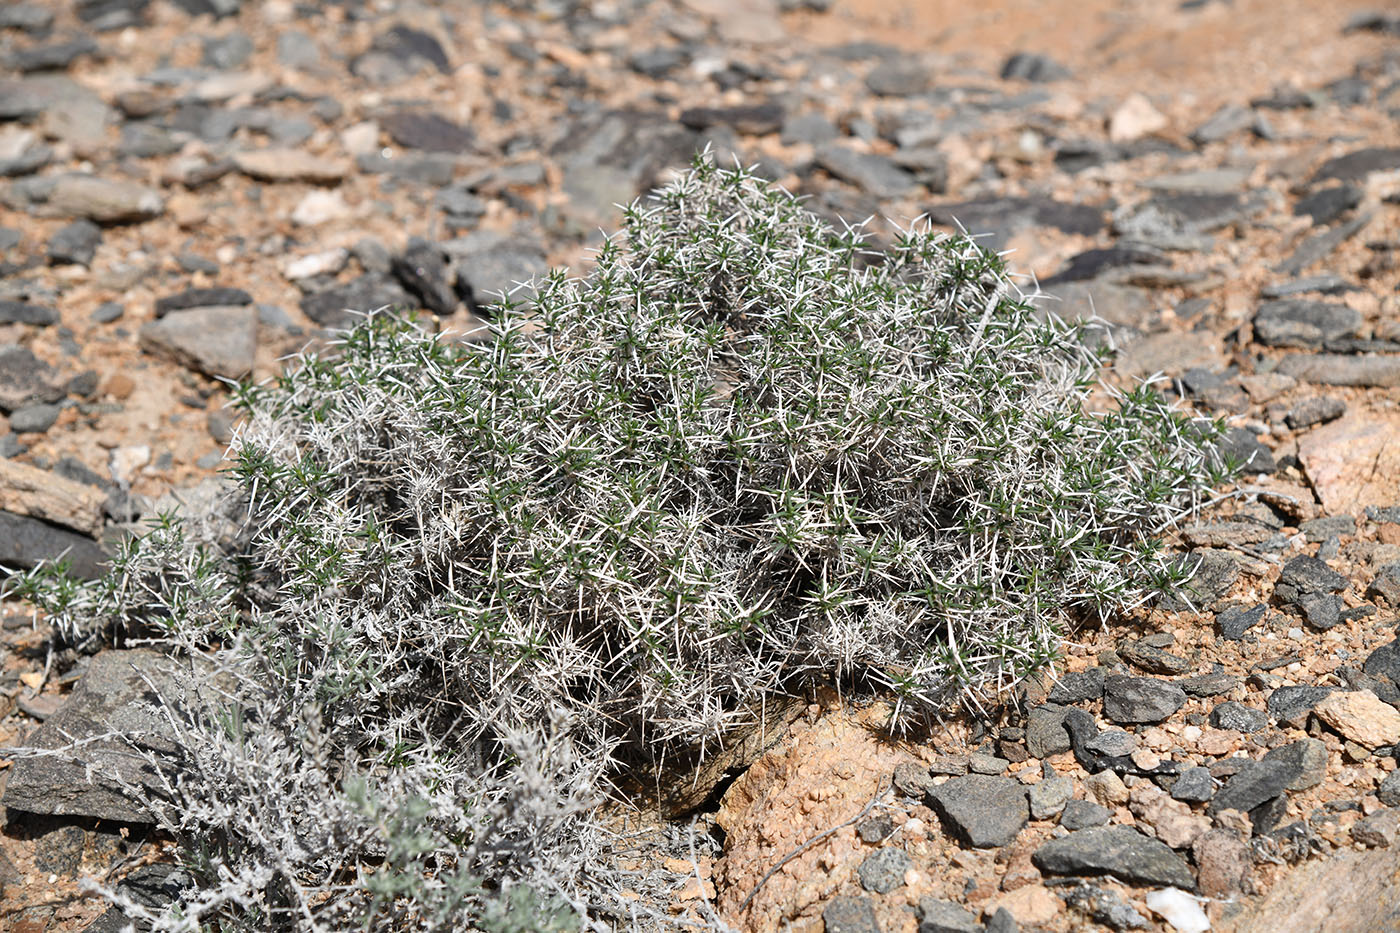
(443, 233), (549, 312)
(0, 344), (63, 412)
(1209, 759), (1293, 816)
(10, 36), (100, 73)
(1042, 245), (1164, 285)
(47, 219), (101, 266)
(1311, 147), (1400, 185)
(1190, 104), (1255, 145)
(1048, 668), (1104, 704)
(1026, 704), (1072, 758)
(0, 300), (58, 327)
(918, 898), (982, 933)
(381, 111), (474, 153)
(889, 146), (949, 193)
(1379, 770), (1400, 807)
(1260, 274), (1355, 299)
(1216, 426), (1276, 474)
(356, 151), (457, 187)
(1276, 352), (1400, 388)
(154, 287), (252, 317)
(1178, 670), (1239, 697)
(814, 144), (917, 198)
(1001, 52), (1070, 82)
(1113, 192), (1264, 250)
(1032, 826), (1195, 889)
(628, 46), (686, 79)
(9, 403), (60, 434)
(929, 197), (1104, 250)
(74, 0), (149, 30)
(857, 847), (912, 894)
(1028, 772), (1073, 819)
(201, 32), (253, 69)
(1286, 396), (1347, 429)
(1171, 766), (1215, 802)
(352, 25), (450, 82)
(1363, 639), (1400, 699)
(1368, 564), (1400, 605)
(555, 110), (698, 222)
(780, 112), (839, 146)
(1120, 639), (1190, 675)
(1085, 730), (1136, 757)
(391, 238), (458, 316)
(1103, 675), (1187, 724)
(865, 60), (932, 96)
(1064, 884), (1149, 931)
(1274, 211), (1372, 277)
(139, 305), (256, 379)
(1262, 738), (1327, 791)
(679, 103), (784, 135)
(1294, 185), (1362, 225)
(1298, 592), (1344, 631)
(117, 123), (182, 159)
(1276, 555), (1347, 602)
(1267, 684), (1334, 727)
(1210, 701), (1268, 733)
(1217, 604), (1266, 640)
(1254, 299), (1362, 348)
(300, 275), (414, 329)
(1158, 548), (1241, 612)
(892, 761), (934, 797)
(822, 896), (879, 933)
(0, 3), (55, 31)
(926, 774), (1028, 848)
(167, 0), (241, 18)
(0, 510), (107, 578)
(1059, 798), (1112, 831)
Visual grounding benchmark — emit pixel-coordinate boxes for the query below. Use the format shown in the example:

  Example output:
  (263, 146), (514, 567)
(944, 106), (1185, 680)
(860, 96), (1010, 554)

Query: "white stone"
(284, 248), (349, 281)
(1145, 888), (1210, 932)
(291, 190), (350, 227)
(1109, 93), (1169, 143)
(341, 121), (380, 157)
(110, 445), (151, 485)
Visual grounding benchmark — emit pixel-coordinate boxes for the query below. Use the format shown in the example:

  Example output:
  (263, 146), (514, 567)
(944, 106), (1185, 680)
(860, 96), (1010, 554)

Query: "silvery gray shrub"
(14, 157), (1234, 930)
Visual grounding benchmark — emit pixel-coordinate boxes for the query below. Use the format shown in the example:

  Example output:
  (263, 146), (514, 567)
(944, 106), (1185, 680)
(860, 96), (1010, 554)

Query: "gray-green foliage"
(14, 158), (1232, 930)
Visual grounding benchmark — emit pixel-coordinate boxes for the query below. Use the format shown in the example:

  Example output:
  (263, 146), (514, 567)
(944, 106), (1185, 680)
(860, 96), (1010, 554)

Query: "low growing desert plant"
(12, 157), (1234, 930)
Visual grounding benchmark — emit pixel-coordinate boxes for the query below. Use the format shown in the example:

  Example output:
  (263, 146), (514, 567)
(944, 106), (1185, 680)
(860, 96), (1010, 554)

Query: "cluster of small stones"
(1, 0), (1400, 931)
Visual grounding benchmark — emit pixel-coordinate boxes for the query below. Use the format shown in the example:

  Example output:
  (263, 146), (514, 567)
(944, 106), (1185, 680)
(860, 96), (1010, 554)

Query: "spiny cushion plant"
(13, 157), (1233, 930)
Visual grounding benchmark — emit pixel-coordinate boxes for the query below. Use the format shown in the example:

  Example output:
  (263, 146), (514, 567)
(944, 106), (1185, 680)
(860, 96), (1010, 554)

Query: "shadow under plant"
(6, 158), (1234, 931)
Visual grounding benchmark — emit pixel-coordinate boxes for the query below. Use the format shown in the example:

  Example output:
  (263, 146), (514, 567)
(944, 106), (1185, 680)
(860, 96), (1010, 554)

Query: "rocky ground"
(2, 0), (1400, 931)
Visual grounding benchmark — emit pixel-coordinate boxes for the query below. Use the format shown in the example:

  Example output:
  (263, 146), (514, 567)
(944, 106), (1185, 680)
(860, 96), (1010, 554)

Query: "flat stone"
(1117, 331), (1226, 380)
(1295, 185), (1362, 225)
(380, 111), (475, 153)
(856, 847), (911, 894)
(1042, 245), (1165, 285)
(1060, 798), (1112, 830)
(1120, 639), (1191, 675)
(1277, 554), (1347, 598)
(1190, 105), (1255, 145)
(9, 402), (59, 433)
(1314, 690), (1400, 748)
(0, 650), (187, 822)
(1049, 668), (1105, 704)
(1026, 704), (1072, 758)
(232, 148), (351, 184)
(930, 196), (1104, 250)
(0, 509), (107, 578)
(1209, 759), (1294, 815)
(391, 237), (458, 315)
(1217, 604), (1266, 640)
(1085, 730), (1136, 757)
(1143, 166), (1252, 193)
(927, 774), (1029, 848)
(1311, 147), (1400, 185)
(1296, 412), (1400, 514)
(0, 300), (58, 327)
(864, 60), (932, 96)
(299, 274), (414, 329)
(1254, 300), (1361, 348)
(918, 898), (982, 933)
(1103, 675), (1187, 724)
(1210, 701), (1268, 733)
(1280, 354), (1400, 388)
(822, 896), (879, 933)
(1178, 671), (1239, 697)
(1262, 738), (1327, 791)
(1029, 773), (1074, 820)
(678, 103), (784, 135)
(1275, 211), (1373, 277)
(1192, 829), (1253, 898)
(0, 344), (63, 412)
(47, 219), (101, 266)
(1260, 275), (1355, 299)
(1267, 684), (1334, 727)
(1286, 396), (1347, 429)
(154, 287), (253, 317)
(814, 144), (917, 199)
(46, 174), (163, 223)
(1032, 825), (1195, 889)
(139, 305), (256, 379)
(1171, 766), (1215, 803)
